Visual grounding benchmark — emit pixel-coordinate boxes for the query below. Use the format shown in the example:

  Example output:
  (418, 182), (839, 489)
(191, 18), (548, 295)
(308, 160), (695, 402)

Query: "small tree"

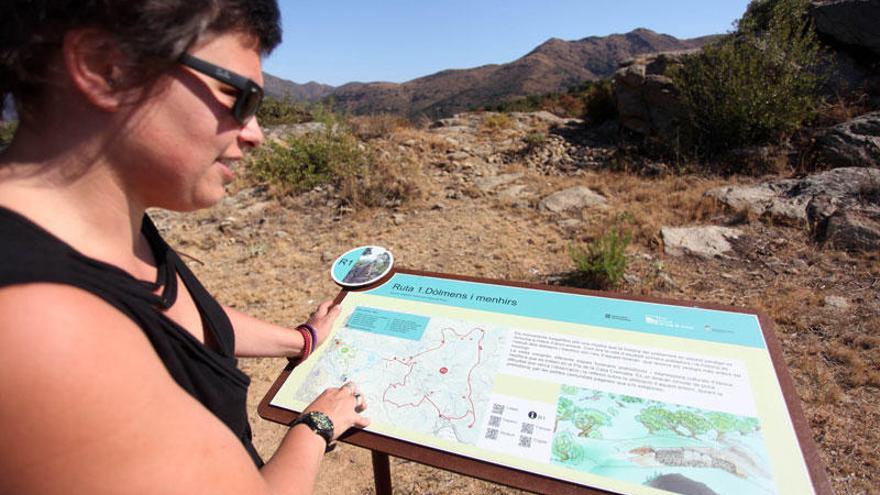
(247, 113), (364, 193)
(570, 226), (632, 290)
(582, 80), (617, 125)
(670, 0), (825, 161)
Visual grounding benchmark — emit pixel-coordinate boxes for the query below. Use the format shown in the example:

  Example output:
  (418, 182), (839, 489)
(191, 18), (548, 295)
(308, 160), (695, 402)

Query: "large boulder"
(809, 1), (880, 99)
(661, 226), (744, 259)
(810, 0), (880, 57)
(612, 51), (697, 140)
(820, 206), (880, 252)
(707, 167), (880, 220)
(707, 167), (880, 252)
(813, 111), (880, 168)
(539, 186), (607, 213)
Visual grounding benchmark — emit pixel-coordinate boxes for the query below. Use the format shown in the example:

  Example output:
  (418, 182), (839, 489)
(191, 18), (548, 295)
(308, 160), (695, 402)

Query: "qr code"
(518, 435), (532, 448)
(489, 415), (501, 427)
(485, 428), (499, 440)
(520, 423), (534, 434)
(492, 403), (505, 415)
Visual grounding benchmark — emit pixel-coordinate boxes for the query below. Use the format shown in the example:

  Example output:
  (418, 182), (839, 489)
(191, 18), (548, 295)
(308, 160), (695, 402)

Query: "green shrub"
(483, 112), (514, 130)
(582, 80), (617, 125)
(570, 227), (632, 290)
(247, 110), (422, 208)
(247, 114), (364, 193)
(524, 132), (547, 147)
(0, 121), (17, 148)
(670, 0), (825, 160)
(256, 96), (312, 126)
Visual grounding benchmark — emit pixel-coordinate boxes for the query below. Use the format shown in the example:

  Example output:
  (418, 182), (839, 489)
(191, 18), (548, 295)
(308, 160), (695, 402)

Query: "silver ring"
(353, 393), (363, 408)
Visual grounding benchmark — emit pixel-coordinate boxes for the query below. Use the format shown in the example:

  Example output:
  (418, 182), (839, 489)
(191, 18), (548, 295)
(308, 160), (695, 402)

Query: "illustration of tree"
(637, 407), (710, 439)
(736, 417), (760, 435)
(557, 396), (576, 422)
(552, 432), (584, 463)
(674, 410), (710, 438)
(574, 409), (610, 438)
(705, 412), (760, 440)
(618, 394), (644, 404)
(637, 406), (677, 435)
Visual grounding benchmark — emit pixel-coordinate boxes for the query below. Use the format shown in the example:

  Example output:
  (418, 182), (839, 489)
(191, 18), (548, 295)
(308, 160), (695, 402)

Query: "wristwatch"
(291, 411), (336, 453)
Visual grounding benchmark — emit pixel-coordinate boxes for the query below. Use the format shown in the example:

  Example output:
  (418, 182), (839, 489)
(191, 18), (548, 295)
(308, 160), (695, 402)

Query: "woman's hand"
(306, 300), (341, 348)
(303, 382), (370, 441)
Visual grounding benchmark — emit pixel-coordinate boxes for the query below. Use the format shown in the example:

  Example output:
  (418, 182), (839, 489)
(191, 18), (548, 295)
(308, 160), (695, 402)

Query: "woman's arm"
(0, 284), (366, 495)
(225, 301), (341, 358)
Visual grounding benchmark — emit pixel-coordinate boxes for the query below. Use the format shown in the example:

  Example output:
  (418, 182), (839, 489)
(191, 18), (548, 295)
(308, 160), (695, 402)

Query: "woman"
(0, 1), (368, 493)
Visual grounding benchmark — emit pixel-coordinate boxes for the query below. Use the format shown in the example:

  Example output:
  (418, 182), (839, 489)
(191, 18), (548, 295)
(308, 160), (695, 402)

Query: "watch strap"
(291, 411), (335, 453)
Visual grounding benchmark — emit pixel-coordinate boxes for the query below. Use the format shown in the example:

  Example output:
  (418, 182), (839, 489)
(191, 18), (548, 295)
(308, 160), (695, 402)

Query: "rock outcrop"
(539, 186), (607, 213)
(809, 0), (880, 99)
(814, 111), (880, 168)
(707, 167), (880, 252)
(810, 0), (880, 57)
(661, 226), (744, 259)
(612, 51), (695, 139)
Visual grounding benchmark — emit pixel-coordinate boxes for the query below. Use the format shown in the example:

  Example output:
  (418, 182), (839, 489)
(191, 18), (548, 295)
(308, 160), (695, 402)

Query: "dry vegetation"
(153, 113), (878, 494)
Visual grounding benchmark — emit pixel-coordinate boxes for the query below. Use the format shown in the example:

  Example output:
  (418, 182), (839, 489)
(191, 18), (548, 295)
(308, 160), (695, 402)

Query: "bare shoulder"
(0, 284), (268, 495)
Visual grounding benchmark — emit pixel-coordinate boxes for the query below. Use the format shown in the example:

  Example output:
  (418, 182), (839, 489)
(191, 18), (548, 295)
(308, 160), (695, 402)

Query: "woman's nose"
(239, 116), (265, 149)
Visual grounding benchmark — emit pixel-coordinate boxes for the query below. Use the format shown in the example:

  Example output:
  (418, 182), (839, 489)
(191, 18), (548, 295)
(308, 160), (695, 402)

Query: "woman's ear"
(61, 28), (128, 112)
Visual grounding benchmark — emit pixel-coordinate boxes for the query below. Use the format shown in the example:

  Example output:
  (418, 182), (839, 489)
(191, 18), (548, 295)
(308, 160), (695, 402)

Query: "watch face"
(310, 412), (333, 432)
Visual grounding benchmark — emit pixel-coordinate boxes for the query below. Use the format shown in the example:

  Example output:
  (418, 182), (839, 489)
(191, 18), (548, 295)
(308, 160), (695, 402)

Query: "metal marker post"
(372, 451), (392, 495)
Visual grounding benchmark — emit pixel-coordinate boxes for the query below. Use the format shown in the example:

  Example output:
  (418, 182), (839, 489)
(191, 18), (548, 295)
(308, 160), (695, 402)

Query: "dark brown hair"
(0, 0), (282, 118)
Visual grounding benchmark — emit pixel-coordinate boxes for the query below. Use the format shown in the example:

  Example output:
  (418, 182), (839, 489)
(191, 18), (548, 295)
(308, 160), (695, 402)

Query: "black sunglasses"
(178, 53), (263, 124)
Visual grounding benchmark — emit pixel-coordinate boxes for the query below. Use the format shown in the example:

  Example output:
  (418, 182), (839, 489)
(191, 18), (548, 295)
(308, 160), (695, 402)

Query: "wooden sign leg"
(371, 451), (392, 495)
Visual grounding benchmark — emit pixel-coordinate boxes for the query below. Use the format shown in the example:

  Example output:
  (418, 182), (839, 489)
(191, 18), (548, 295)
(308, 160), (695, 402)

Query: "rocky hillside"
(262, 73), (334, 102)
(152, 111), (878, 495)
(319, 29), (714, 119)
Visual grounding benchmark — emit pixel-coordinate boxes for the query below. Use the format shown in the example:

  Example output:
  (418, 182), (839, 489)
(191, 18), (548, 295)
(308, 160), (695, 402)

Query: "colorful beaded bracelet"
(298, 323), (318, 347)
(294, 325), (312, 360)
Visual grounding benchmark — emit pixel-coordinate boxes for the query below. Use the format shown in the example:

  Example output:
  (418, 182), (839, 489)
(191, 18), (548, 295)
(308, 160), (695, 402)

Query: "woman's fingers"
(353, 412), (371, 428)
(306, 302), (341, 347)
(304, 382), (370, 440)
(312, 300), (335, 318)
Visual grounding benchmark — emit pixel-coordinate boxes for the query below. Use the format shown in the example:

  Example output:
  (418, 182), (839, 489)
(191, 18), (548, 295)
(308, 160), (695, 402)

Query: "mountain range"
(263, 28), (717, 119)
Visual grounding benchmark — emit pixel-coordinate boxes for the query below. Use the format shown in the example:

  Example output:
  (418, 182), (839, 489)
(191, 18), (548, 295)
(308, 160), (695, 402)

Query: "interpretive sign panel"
(261, 269), (829, 495)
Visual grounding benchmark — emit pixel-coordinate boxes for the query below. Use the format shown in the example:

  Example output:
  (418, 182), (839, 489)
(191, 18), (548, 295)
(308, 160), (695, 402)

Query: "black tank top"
(0, 206), (263, 466)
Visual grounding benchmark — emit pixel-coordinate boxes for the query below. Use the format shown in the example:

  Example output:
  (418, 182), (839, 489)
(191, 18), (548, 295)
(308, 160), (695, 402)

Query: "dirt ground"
(152, 115), (879, 494)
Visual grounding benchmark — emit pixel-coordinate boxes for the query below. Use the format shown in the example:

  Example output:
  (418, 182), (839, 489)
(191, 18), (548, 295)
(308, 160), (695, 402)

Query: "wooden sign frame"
(258, 268), (831, 495)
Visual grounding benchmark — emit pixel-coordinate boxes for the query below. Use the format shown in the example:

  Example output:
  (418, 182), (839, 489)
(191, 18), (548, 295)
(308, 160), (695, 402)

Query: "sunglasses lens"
(237, 87), (262, 124)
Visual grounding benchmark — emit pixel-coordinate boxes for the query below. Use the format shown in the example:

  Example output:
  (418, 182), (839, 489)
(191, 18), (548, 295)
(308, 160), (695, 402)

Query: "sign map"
(270, 273), (819, 495)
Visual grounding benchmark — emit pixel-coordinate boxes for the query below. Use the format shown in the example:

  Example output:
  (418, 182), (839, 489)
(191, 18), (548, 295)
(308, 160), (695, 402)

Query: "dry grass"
(481, 112), (515, 132)
(816, 90), (874, 126)
(338, 147), (425, 208)
(569, 172), (732, 248)
(393, 126), (457, 154)
(348, 113), (411, 141)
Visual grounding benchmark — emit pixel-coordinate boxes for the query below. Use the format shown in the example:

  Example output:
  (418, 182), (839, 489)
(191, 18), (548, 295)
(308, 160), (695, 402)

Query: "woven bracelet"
(299, 323), (318, 348)
(294, 325), (312, 360)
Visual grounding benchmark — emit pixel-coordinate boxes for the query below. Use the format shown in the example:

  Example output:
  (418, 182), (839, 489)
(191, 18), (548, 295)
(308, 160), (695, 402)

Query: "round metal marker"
(330, 245), (394, 288)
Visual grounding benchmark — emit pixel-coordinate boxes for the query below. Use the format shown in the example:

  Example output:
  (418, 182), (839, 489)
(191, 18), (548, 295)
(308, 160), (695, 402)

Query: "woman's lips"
(218, 159), (235, 183)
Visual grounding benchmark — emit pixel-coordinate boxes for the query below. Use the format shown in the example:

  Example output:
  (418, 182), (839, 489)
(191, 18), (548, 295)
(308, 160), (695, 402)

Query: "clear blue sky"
(264, 0), (752, 86)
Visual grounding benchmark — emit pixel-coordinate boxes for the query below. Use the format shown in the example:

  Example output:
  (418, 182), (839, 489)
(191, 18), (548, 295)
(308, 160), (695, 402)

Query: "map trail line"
(381, 327), (487, 427)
